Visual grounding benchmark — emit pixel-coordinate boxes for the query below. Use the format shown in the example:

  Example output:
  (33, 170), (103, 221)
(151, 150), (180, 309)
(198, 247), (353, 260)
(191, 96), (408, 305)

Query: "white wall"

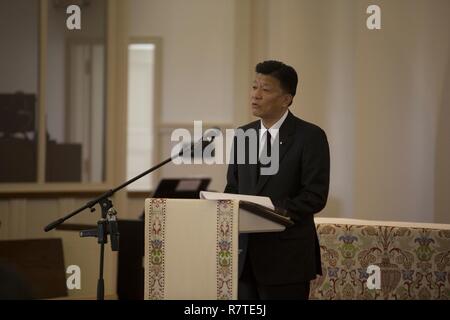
(129, 0), (450, 223)
(129, 0), (235, 124)
(353, 0), (450, 223)
(261, 0), (450, 223)
(129, 0), (242, 192)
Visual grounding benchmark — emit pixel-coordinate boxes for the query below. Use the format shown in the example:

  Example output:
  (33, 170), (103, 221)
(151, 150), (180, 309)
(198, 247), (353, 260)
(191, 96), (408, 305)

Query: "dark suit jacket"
(224, 111), (330, 285)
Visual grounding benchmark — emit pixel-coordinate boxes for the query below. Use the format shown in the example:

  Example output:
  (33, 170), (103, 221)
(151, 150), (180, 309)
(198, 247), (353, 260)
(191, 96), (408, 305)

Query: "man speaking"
(225, 60), (330, 300)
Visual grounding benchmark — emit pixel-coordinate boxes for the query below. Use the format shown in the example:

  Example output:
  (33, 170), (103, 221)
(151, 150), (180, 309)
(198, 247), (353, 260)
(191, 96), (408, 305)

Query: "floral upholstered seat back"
(309, 221), (450, 300)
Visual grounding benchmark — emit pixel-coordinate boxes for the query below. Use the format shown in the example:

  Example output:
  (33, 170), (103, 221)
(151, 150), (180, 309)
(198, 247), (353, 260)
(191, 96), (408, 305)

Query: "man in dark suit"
(224, 60), (330, 300)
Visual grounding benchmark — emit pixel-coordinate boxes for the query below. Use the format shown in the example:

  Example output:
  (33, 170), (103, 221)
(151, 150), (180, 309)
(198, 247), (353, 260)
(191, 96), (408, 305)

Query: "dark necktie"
(266, 131), (272, 159)
(258, 131), (271, 180)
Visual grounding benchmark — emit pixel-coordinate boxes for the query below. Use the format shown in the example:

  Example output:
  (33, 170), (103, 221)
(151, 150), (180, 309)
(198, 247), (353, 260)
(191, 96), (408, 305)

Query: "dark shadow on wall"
(434, 54), (450, 224)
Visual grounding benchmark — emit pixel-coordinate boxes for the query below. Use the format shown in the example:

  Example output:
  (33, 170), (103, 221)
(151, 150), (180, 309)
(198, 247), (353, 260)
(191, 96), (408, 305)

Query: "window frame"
(0, 0), (118, 194)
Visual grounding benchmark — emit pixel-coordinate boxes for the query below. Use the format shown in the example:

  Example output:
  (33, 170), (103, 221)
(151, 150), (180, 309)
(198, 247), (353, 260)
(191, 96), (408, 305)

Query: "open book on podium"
(200, 191), (293, 232)
(144, 192), (293, 300)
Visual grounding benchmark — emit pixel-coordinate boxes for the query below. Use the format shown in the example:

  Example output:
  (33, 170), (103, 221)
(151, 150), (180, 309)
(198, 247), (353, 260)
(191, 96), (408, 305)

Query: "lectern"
(144, 198), (292, 300)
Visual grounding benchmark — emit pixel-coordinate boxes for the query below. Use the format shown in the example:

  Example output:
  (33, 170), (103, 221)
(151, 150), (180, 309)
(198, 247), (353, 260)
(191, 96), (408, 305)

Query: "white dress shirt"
(259, 110), (289, 157)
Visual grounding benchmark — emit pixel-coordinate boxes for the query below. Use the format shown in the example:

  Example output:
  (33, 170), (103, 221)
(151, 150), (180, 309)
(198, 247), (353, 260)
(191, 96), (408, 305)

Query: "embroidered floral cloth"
(145, 199), (238, 300)
(310, 219), (450, 300)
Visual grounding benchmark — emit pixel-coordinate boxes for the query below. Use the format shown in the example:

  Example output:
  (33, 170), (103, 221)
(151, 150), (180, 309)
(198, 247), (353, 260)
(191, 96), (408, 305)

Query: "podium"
(144, 198), (293, 300)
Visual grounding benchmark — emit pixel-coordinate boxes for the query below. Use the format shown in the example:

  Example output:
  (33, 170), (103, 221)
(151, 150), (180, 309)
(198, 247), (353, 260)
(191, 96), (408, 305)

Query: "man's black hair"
(255, 60), (298, 98)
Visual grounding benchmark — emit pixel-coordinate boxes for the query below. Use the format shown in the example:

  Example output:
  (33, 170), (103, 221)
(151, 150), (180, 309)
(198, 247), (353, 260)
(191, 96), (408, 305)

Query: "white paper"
(199, 191), (274, 210)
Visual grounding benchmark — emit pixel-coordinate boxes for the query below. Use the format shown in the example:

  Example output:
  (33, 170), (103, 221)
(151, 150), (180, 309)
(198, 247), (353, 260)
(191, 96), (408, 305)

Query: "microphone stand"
(44, 136), (214, 300)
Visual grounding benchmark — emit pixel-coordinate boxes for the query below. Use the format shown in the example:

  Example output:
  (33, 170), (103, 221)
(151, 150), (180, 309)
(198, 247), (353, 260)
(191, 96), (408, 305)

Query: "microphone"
(179, 128), (219, 158)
